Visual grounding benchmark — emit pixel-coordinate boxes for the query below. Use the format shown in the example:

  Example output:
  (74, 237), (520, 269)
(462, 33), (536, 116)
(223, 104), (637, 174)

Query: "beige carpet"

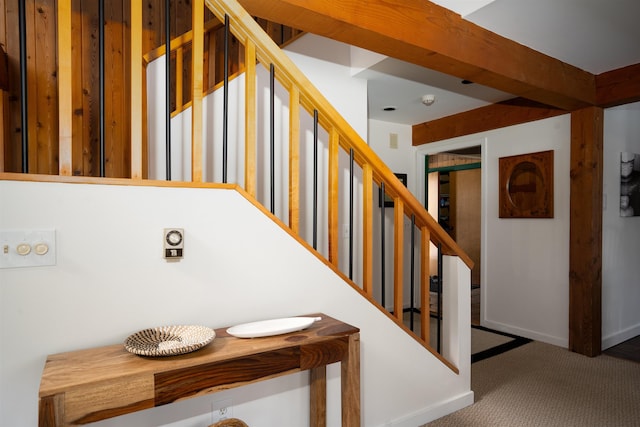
(425, 341), (640, 426)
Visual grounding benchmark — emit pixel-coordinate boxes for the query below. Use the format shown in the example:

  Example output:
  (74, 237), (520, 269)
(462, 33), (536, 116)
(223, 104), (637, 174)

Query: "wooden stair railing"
(23, 0), (471, 371)
(198, 0), (473, 370)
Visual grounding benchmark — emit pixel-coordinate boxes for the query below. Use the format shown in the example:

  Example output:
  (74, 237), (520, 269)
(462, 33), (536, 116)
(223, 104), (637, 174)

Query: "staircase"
(0, 1), (474, 423)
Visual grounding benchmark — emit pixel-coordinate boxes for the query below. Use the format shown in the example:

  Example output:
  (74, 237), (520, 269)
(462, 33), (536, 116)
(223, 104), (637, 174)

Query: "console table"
(38, 314), (360, 426)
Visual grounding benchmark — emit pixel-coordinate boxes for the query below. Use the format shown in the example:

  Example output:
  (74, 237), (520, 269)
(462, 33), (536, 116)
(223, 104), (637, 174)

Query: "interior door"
(451, 168), (481, 286)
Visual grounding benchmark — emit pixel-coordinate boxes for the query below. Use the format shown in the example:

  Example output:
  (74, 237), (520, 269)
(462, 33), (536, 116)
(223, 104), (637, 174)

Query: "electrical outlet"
(211, 399), (232, 423)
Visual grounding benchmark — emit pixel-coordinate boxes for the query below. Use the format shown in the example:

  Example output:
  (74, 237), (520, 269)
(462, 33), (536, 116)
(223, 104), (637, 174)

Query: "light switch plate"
(0, 229), (56, 269)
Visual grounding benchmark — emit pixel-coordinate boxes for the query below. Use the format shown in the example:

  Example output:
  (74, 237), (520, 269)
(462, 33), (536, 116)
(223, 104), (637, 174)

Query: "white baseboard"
(387, 391), (474, 427)
(602, 323), (640, 350)
(482, 319), (568, 348)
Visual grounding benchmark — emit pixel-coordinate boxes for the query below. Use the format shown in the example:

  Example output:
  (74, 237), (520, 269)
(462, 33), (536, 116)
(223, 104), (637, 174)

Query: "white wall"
(0, 179), (471, 427)
(403, 106), (640, 350)
(602, 102), (640, 349)
(412, 115), (572, 347)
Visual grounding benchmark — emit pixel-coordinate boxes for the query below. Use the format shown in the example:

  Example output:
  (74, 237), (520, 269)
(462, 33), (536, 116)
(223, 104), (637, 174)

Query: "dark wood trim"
(596, 63), (640, 108)
(237, 0), (595, 111)
(569, 107), (603, 357)
(413, 98), (566, 145)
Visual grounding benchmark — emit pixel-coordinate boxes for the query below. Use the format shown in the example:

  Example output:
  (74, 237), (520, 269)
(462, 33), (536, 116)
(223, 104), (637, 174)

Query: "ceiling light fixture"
(421, 94), (436, 106)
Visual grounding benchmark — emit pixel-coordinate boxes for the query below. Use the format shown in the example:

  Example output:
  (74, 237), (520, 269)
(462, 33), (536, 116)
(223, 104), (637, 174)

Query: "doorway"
(426, 148), (481, 325)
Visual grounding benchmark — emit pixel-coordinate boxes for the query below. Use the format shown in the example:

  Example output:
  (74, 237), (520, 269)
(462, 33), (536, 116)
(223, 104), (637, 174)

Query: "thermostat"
(163, 228), (184, 259)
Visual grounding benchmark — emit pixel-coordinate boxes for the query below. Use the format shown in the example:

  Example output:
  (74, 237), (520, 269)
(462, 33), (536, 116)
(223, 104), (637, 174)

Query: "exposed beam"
(412, 98), (566, 145)
(237, 0), (595, 111)
(596, 63), (640, 108)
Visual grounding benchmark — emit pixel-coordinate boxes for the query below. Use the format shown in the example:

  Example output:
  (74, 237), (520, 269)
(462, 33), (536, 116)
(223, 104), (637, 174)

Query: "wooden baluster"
(244, 40), (257, 196)
(288, 86), (300, 232)
(57, 0), (72, 176)
(394, 199), (404, 321)
(175, 47), (184, 115)
(362, 164), (373, 295)
(130, 0), (143, 179)
(191, 0), (204, 182)
(421, 226), (431, 342)
(328, 128), (339, 267)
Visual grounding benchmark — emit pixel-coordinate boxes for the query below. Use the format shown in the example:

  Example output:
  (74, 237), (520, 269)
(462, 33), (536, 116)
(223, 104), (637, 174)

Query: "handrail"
(201, 0), (472, 366)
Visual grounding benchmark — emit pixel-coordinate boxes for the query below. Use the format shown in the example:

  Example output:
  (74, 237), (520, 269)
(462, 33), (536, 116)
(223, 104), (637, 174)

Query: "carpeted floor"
(424, 340), (640, 426)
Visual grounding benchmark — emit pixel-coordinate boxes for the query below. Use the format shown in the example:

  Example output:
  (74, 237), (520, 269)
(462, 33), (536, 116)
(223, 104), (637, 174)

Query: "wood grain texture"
(341, 333), (361, 426)
(57, 0), (73, 176)
(393, 199), (404, 321)
(328, 127), (340, 267)
(596, 63), (640, 108)
(288, 85), (300, 232)
(420, 227), (431, 342)
(309, 367), (327, 427)
(237, 0), (595, 111)
(155, 348), (301, 405)
(413, 98), (567, 145)
(569, 107), (603, 357)
(38, 314), (360, 426)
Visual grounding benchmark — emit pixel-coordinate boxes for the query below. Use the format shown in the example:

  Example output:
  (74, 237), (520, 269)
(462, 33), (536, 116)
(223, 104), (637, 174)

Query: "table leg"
(310, 366), (326, 427)
(342, 333), (360, 426)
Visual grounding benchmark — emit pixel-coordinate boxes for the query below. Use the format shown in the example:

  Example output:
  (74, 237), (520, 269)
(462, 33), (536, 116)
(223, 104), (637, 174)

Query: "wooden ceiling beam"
(237, 0), (595, 111)
(412, 62), (640, 145)
(412, 98), (566, 145)
(596, 63), (640, 108)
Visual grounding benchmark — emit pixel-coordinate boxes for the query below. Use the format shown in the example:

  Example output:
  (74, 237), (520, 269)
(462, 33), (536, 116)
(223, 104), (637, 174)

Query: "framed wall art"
(620, 151), (640, 217)
(499, 150), (554, 218)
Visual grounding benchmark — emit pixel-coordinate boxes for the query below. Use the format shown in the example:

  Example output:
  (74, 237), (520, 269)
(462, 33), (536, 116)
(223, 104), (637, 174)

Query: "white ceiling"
(366, 0), (640, 125)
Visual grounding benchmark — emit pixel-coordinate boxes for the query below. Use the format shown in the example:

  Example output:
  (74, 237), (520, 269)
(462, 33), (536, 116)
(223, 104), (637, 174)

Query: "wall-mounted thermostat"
(163, 228), (184, 259)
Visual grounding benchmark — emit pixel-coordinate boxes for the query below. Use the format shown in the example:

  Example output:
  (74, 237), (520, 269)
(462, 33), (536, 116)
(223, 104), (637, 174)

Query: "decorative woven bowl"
(124, 325), (215, 356)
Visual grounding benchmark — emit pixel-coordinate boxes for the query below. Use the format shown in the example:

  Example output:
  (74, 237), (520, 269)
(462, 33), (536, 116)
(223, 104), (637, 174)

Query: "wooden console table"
(38, 314), (360, 426)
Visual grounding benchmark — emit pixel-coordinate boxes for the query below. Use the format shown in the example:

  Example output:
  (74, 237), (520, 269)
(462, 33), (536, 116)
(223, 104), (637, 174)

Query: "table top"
(39, 313), (359, 398)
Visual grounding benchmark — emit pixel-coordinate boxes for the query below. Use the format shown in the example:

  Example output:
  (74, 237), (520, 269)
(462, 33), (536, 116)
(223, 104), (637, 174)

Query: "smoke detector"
(421, 94), (436, 106)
